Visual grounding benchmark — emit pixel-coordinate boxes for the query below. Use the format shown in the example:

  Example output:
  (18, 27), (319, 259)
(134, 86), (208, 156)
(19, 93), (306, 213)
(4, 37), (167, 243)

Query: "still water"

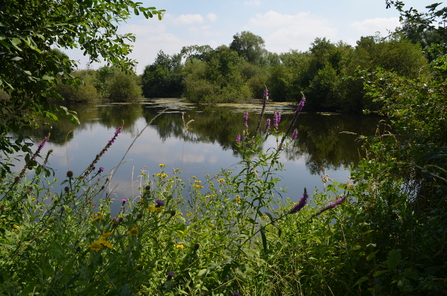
(22, 99), (380, 210)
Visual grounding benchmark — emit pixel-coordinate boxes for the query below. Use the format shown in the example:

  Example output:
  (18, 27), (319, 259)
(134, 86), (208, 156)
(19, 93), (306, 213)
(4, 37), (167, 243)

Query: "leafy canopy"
(0, 0), (164, 172)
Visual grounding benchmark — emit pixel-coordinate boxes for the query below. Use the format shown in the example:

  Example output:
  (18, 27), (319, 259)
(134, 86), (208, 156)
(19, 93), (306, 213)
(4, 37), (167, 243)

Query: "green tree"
(107, 70), (142, 102)
(230, 31), (267, 65)
(141, 50), (184, 98)
(0, 0), (164, 173)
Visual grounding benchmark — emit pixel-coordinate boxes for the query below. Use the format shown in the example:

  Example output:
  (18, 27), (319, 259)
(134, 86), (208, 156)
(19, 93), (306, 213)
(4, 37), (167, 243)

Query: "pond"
(18, 98), (380, 212)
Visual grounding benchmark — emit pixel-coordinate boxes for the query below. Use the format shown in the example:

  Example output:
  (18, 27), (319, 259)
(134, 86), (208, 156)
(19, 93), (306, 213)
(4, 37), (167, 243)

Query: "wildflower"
(91, 215), (102, 222)
(273, 112), (281, 130)
(89, 241), (103, 251)
(13, 224), (20, 229)
(155, 200), (165, 207)
(290, 95), (306, 128)
(167, 271), (175, 280)
(289, 188), (309, 214)
(178, 230), (184, 234)
(159, 164), (166, 167)
(122, 198), (127, 206)
(147, 206), (163, 212)
(292, 129), (298, 140)
(235, 134), (241, 143)
(98, 167), (104, 173)
(243, 112), (249, 130)
(264, 88), (269, 100)
(174, 244), (184, 249)
(232, 292), (240, 296)
(129, 227), (139, 236)
(315, 196), (347, 216)
(100, 232), (113, 239)
(217, 178), (225, 182)
(264, 118), (271, 133)
(67, 170), (73, 178)
(100, 240), (114, 248)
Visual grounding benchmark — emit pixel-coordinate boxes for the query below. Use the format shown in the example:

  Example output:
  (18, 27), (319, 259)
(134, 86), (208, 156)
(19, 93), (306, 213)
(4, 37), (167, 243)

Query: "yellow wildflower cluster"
(156, 173), (168, 178)
(174, 244), (184, 249)
(88, 233), (114, 251)
(236, 195), (242, 204)
(193, 184), (204, 189)
(205, 194), (217, 198)
(159, 164), (166, 167)
(217, 178), (225, 182)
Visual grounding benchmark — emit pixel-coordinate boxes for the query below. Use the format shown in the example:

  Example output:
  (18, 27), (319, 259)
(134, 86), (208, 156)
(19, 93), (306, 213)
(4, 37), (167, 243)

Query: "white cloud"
(248, 11), (338, 52)
(244, 0), (261, 6)
(350, 17), (400, 35)
(206, 13), (218, 22)
(173, 14), (204, 25)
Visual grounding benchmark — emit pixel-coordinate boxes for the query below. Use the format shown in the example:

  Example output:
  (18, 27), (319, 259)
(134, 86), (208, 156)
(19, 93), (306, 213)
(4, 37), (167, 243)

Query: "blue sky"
(68, 0), (433, 74)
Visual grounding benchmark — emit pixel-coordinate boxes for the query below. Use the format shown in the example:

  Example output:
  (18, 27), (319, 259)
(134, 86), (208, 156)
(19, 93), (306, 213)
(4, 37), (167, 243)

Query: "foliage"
(107, 69), (142, 102)
(230, 31), (267, 66)
(141, 51), (184, 98)
(53, 70), (101, 103)
(0, 0), (164, 172)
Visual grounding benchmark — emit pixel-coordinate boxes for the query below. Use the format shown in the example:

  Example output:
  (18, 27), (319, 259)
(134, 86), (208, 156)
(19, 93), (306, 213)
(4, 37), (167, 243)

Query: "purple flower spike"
(273, 112), (281, 130)
(316, 196), (347, 216)
(264, 88), (269, 100)
(289, 188), (309, 214)
(236, 134), (241, 144)
(264, 118), (271, 133)
(292, 129), (298, 140)
(243, 112), (249, 130)
(155, 199), (165, 207)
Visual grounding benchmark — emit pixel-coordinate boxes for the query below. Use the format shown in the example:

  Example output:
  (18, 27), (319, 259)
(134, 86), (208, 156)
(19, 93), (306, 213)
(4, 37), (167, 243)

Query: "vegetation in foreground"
(1, 80), (447, 295)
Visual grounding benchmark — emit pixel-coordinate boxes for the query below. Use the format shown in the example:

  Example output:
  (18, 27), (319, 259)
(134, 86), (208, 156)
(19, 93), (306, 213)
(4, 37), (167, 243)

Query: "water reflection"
(17, 99), (380, 206)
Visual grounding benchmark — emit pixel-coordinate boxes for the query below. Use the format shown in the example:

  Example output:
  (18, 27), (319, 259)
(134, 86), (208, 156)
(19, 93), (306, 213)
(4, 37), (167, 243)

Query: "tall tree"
(230, 31), (266, 65)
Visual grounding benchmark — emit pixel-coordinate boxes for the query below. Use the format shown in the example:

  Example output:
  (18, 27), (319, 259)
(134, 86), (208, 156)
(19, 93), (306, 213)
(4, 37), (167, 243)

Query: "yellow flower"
(161, 173), (168, 178)
(147, 206), (163, 212)
(100, 232), (113, 239)
(178, 230), (184, 234)
(177, 178), (182, 182)
(236, 195), (241, 204)
(227, 170), (232, 174)
(31, 198), (37, 202)
(193, 184), (203, 189)
(100, 240), (114, 248)
(174, 244), (184, 249)
(13, 224), (20, 229)
(129, 227), (139, 236)
(205, 194), (217, 198)
(217, 178), (225, 182)
(91, 215), (102, 222)
(194, 180), (201, 183)
(159, 164), (166, 167)
(89, 241), (103, 251)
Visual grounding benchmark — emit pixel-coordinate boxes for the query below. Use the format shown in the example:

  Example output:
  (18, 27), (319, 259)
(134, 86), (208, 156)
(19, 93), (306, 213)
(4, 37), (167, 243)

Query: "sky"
(67, 0), (434, 74)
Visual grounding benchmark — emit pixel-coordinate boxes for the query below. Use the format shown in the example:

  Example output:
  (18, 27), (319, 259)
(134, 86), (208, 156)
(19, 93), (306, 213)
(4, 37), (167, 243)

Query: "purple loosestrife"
(264, 118), (271, 133)
(273, 112), (281, 130)
(235, 134), (241, 144)
(289, 188), (309, 214)
(315, 196), (347, 216)
(292, 129), (298, 140)
(243, 112), (249, 130)
(290, 95), (306, 128)
(255, 87), (269, 134)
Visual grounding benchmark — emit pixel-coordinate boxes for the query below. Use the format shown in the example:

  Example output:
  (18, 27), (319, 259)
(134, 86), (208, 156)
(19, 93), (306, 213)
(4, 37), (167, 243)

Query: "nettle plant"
(0, 89), (350, 295)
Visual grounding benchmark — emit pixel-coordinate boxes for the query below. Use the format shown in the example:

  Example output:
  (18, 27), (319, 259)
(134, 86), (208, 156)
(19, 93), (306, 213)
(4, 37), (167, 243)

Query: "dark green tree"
(141, 50), (184, 98)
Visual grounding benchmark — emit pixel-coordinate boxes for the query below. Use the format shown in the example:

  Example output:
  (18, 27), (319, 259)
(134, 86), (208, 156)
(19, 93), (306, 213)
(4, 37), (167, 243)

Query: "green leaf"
(11, 38), (22, 50)
(42, 75), (54, 81)
(10, 56), (23, 61)
(387, 249), (401, 269)
(373, 270), (389, 277)
(353, 276), (369, 287)
(260, 227), (268, 254)
(366, 250), (379, 261)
